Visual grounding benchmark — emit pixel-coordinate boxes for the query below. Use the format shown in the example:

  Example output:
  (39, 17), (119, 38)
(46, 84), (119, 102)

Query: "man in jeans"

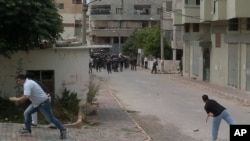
(202, 94), (235, 141)
(9, 74), (67, 139)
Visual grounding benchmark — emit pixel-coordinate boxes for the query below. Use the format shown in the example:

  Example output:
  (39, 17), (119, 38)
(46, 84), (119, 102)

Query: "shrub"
(86, 75), (100, 104)
(53, 87), (81, 123)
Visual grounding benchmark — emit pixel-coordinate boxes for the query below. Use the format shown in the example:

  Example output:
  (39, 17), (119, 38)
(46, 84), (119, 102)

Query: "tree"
(0, 0), (63, 57)
(122, 24), (172, 59)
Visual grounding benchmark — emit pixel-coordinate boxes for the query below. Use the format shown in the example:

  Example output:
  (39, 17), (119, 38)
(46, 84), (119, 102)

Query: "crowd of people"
(89, 53), (138, 74)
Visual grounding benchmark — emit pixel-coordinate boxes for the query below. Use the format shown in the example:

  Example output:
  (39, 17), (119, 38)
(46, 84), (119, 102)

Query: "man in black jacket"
(202, 94), (235, 141)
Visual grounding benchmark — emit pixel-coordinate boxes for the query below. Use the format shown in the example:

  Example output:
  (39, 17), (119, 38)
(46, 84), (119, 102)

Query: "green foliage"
(0, 92), (28, 123)
(53, 87), (81, 122)
(87, 76), (100, 103)
(122, 24), (172, 59)
(0, 87), (81, 123)
(0, 0), (63, 57)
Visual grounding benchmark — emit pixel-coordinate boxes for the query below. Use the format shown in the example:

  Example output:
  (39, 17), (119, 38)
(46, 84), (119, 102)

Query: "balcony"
(211, 0), (226, 21)
(182, 5), (200, 24)
(227, 0), (250, 19)
(172, 9), (182, 25)
(200, 0), (212, 22)
(91, 29), (134, 37)
(171, 40), (183, 49)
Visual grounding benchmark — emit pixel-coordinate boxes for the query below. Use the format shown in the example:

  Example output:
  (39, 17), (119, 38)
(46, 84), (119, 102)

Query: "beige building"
(55, 0), (86, 41)
(173, 0), (250, 92)
(88, 0), (162, 54)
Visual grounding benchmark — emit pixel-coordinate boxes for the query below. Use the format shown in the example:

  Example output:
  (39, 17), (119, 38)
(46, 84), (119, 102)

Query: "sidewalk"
(0, 77), (148, 141)
(169, 73), (250, 106)
(139, 67), (250, 106)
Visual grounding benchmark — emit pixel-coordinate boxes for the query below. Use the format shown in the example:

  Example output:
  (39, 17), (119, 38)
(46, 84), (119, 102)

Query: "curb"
(169, 76), (250, 106)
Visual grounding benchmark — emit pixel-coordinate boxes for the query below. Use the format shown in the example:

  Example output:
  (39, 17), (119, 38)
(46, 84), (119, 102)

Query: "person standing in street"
(9, 74), (67, 139)
(202, 94), (235, 141)
(89, 56), (93, 74)
(151, 59), (158, 74)
(144, 57), (148, 69)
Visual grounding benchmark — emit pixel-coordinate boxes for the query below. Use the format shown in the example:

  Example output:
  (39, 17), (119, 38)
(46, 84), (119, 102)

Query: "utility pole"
(160, 6), (165, 73)
(82, 0), (87, 45)
(160, 8), (164, 60)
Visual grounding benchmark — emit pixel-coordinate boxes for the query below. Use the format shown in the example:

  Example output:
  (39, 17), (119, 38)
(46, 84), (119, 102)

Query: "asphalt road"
(95, 68), (250, 141)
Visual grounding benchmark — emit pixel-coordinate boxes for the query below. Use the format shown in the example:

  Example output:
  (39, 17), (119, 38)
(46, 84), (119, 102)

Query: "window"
(196, 0), (200, 5)
(91, 5), (111, 15)
(185, 0), (200, 5)
(247, 18), (250, 30)
(73, 0), (82, 4)
(26, 70), (55, 95)
(185, 24), (190, 33)
(229, 18), (239, 31)
(134, 5), (151, 15)
(157, 8), (162, 15)
(116, 8), (123, 14)
(166, 1), (172, 11)
(215, 34), (221, 48)
(56, 3), (64, 9)
(193, 23), (199, 32)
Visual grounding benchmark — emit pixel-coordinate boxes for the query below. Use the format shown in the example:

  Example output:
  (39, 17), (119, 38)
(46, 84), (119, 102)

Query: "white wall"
(0, 47), (89, 103)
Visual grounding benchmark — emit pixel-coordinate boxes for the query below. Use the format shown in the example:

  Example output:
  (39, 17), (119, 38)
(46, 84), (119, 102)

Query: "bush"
(0, 96), (28, 123)
(86, 75), (100, 104)
(53, 87), (81, 123)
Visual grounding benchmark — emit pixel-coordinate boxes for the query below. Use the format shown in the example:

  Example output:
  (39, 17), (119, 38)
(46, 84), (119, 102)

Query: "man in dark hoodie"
(202, 94), (235, 141)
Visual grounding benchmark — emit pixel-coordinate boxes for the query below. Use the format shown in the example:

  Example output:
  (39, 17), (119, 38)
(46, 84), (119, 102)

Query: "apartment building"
(174, 0), (250, 92)
(88, 0), (163, 54)
(55, 0), (84, 41)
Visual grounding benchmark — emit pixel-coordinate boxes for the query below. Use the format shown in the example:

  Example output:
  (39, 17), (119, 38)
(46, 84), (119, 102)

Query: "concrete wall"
(148, 60), (180, 73)
(0, 47), (89, 102)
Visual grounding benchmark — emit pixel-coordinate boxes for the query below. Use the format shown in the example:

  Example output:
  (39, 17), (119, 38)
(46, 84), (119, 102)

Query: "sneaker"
(60, 129), (67, 139)
(31, 123), (38, 127)
(19, 128), (31, 136)
(48, 123), (57, 129)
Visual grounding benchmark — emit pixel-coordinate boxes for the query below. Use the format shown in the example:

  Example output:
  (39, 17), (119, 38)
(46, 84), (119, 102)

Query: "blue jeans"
(24, 99), (66, 132)
(212, 110), (235, 140)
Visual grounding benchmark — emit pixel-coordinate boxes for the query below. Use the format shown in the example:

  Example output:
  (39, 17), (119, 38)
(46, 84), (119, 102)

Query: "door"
(203, 48), (210, 81)
(246, 44), (250, 91)
(228, 43), (238, 88)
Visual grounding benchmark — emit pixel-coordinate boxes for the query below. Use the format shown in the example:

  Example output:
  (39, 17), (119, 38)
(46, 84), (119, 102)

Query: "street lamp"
(82, 0), (101, 45)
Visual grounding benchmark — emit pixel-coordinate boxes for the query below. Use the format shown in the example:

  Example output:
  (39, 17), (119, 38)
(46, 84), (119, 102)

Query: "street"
(94, 68), (250, 141)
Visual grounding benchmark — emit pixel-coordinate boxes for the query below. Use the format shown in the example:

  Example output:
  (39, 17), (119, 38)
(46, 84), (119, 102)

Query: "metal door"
(246, 44), (250, 91)
(184, 43), (190, 74)
(203, 48), (210, 81)
(228, 43), (238, 88)
(192, 45), (200, 77)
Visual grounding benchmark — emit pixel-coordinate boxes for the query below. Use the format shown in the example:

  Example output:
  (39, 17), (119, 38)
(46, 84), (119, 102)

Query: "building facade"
(174, 0), (250, 92)
(55, 0), (85, 41)
(88, 0), (162, 54)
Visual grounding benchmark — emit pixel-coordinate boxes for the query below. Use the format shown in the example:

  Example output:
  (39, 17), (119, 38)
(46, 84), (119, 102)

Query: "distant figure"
(89, 57), (93, 74)
(151, 60), (158, 74)
(106, 58), (112, 74)
(119, 57), (124, 72)
(133, 58), (137, 71)
(144, 57), (148, 69)
(179, 58), (183, 75)
(202, 94), (235, 141)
